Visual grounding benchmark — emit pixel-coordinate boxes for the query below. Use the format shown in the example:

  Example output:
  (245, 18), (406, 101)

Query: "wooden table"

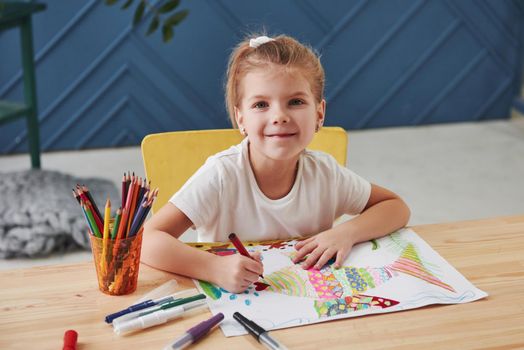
(1, 216), (523, 349)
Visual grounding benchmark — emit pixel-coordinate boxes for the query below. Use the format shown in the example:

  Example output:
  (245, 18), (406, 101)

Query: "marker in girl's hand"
(228, 233), (264, 279)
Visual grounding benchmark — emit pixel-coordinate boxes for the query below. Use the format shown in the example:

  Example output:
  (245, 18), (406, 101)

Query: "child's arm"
(141, 203), (263, 293)
(293, 183), (410, 269)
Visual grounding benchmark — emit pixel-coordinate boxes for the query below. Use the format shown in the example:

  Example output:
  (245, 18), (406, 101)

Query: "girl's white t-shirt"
(170, 138), (371, 242)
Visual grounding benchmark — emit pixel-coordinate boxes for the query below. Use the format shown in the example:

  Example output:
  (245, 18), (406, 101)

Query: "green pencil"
(85, 204), (102, 238)
(111, 208), (122, 240)
(81, 203), (96, 235)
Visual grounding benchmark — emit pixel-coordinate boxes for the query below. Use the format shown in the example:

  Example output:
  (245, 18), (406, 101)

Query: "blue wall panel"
(0, 0), (523, 154)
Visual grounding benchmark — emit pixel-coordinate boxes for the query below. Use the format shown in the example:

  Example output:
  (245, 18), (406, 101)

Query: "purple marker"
(164, 313), (224, 350)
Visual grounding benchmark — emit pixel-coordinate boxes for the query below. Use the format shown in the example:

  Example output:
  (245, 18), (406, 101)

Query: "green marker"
(139, 293), (207, 317)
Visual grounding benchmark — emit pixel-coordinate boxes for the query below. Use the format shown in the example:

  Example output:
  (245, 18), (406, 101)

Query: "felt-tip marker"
(228, 233), (263, 278)
(111, 293), (207, 326)
(113, 298), (207, 335)
(164, 312), (224, 350)
(233, 312), (289, 350)
(105, 294), (177, 323)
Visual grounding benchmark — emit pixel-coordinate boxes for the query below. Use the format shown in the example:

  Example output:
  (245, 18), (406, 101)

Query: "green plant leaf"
(121, 0), (134, 10)
(133, 1), (146, 27)
(105, 0), (120, 5)
(158, 0), (180, 14)
(164, 9), (189, 27)
(146, 16), (160, 36)
(162, 24), (174, 43)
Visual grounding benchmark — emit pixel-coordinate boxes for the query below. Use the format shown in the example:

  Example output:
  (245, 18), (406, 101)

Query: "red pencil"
(119, 177), (135, 238)
(126, 178), (141, 233)
(77, 188), (103, 232)
(81, 184), (102, 221)
(228, 233), (263, 278)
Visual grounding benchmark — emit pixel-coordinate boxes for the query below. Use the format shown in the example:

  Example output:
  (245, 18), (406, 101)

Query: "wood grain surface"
(1, 215), (523, 349)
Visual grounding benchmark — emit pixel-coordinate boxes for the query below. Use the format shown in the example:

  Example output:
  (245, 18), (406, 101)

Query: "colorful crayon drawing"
(192, 228), (487, 337)
(314, 294), (399, 317)
(265, 243), (455, 298)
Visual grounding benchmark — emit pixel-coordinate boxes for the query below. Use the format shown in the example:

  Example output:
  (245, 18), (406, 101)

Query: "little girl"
(142, 34), (410, 293)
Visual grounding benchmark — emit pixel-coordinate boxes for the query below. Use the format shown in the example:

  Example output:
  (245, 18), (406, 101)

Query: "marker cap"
(188, 312), (224, 341)
(233, 312), (266, 339)
(63, 329), (78, 350)
(114, 307), (183, 334)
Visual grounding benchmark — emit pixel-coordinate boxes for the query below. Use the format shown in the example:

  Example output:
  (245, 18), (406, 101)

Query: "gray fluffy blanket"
(0, 170), (118, 258)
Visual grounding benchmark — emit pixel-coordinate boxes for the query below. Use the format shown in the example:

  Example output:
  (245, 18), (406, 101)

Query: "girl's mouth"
(266, 133), (296, 138)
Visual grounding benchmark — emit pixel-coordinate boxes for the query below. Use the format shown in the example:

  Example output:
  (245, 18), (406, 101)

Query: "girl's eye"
(253, 101), (269, 109)
(289, 99), (304, 106)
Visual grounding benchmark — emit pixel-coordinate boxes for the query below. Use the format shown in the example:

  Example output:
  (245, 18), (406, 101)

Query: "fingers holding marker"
(229, 232), (264, 279)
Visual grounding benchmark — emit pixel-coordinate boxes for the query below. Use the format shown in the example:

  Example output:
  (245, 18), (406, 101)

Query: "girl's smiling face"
(235, 64), (325, 167)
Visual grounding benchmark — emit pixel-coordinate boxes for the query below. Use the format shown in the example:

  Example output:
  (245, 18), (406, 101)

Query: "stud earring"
(240, 127), (247, 136)
(315, 124), (321, 132)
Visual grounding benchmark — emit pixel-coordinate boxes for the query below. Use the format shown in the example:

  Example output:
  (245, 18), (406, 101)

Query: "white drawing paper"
(193, 228), (487, 337)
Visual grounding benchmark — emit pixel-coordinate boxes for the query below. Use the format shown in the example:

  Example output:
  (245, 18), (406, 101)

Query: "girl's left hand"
(292, 229), (355, 270)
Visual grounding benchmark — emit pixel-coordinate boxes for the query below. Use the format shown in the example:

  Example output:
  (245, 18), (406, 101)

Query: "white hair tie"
(249, 36), (275, 48)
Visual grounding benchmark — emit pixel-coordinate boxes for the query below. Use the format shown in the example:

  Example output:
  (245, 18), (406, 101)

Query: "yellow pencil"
(101, 198), (111, 275)
(103, 198), (111, 239)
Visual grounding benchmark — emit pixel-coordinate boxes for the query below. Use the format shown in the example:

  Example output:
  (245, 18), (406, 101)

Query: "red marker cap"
(63, 330), (78, 350)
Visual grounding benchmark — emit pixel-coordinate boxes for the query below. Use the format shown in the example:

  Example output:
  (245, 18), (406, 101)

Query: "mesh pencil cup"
(89, 230), (143, 296)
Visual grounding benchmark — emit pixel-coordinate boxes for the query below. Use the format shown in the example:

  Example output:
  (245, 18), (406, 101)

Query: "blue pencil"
(133, 202), (152, 235)
(129, 201), (147, 237)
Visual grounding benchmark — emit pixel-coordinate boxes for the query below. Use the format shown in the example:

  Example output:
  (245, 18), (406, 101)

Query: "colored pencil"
(80, 203), (96, 234)
(116, 207), (129, 242)
(131, 178), (142, 219)
(134, 179), (146, 219)
(121, 173), (127, 209)
(72, 172), (157, 248)
(72, 189), (80, 204)
(84, 203), (101, 238)
(132, 201), (152, 237)
(77, 187), (103, 232)
(111, 208), (122, 240)
(131, 188), (156, 236)
(125, 172), (131, 197)
(103, 198), (111, 240)
(112, 211), (126, 265)
(129, 201), (147, 237)
(126, 179), (140, 233)
(101, 198), (111, 275)
(117, 178), (135, 240)
(82, 184), (102, 222)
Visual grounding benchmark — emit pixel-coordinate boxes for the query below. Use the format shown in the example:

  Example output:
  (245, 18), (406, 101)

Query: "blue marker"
(105, 293), (203, 323)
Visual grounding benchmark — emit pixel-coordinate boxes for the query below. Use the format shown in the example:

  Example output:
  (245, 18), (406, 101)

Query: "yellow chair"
(141, 127), (348, 214)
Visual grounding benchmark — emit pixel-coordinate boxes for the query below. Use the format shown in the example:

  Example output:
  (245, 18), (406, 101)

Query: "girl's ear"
(316, 99), (326, 127)
(234, 106), (244, 129)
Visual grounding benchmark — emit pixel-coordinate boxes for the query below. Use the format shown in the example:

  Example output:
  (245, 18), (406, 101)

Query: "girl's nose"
(271, 108), (289, 124)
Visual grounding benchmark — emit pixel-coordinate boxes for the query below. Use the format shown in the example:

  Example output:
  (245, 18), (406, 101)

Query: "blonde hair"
(225, 34), (325, 128)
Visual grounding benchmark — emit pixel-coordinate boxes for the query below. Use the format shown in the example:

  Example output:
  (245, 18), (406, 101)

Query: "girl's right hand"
(213, 253), (263, 293)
